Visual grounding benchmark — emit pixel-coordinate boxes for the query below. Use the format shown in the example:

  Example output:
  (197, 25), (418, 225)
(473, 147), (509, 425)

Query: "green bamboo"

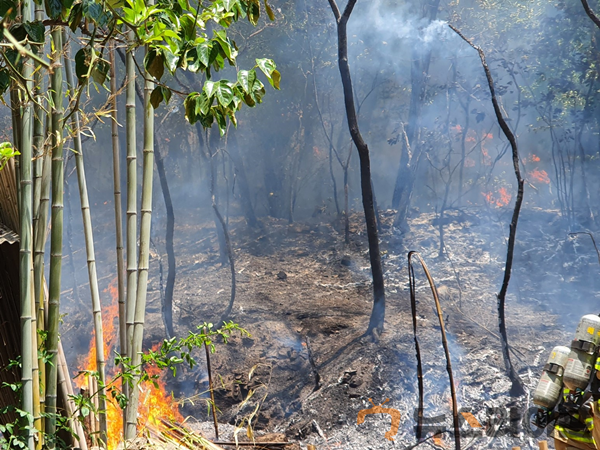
(109, 41), (127, 360)
(19, 0), (35, 446)
(125, 29), (138, 361)
(124, 37), (155, 440)
(45, 26), (65, 448)
(123, 29), (138, 431)
(62, 29), (108, 447)
(30, 284), (41, 450)
(10, 87), (22, 209)
(32, 8), (47, 447)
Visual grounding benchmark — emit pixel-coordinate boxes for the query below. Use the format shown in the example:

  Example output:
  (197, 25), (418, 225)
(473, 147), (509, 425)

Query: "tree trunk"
(154, 139), (175, 338)
(328, 0), (385, 335)
(451, 25), (525, 397)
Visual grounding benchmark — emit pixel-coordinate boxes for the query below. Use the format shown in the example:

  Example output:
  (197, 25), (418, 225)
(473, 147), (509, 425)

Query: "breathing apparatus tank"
(563, 314), (600, 391)
(533, 346), (571, 409)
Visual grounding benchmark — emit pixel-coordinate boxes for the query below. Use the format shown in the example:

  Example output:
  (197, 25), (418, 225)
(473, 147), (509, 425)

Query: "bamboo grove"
(0, 0), (279, 447)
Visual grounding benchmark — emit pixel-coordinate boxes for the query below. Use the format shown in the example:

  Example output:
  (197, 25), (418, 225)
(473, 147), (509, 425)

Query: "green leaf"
(163, 49), (178, 74)
(74, 47), (92, 84)
(68, 3), (83, 32)
(144, 48), (165, 81)
(23, 21), (45, 43)
(203, 80), (218, 99)
(195, 90), (210, 115)
(184, 93), (198, 124)
(216, 81), (234, 107)
(197, 41), (211, 67)
(247, 0), (259, 25)
(263, 0), (274, 20)
(91, 58), (109, 85)
(237, 69), (253, 93)
(256, 57), (276, 77)
(214, 107), (227, 135)
(223, 0), (238, 12)
(0, 69), (10, 96)
(270, 69), (280, 90)
(0, 0), (18, 17)
(44, 0), (62, 19)
(150, 86), (163, 109)
(180, 14), (196, 41)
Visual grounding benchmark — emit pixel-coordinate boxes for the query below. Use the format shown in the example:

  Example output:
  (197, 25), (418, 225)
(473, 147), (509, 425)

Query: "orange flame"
(482, 188), (512, 207)
(530, 154), (541, 162)
(530, 168), (550, 184)
(76, 279), (182, 449)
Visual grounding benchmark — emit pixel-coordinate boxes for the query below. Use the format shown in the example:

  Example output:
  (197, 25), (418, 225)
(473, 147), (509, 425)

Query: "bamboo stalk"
(45, 26), (65, 447)
(125, 30), (138, 362)
(109, 40), (127, 364)
(57, 343), (88, 450)
(62, 29), (108, 448)
(31, 278), (41, 449)
(19, 0), (35, 445)
(125, 35), (155, 440)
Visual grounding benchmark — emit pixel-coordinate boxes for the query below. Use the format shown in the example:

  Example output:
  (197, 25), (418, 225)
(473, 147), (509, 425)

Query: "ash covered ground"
(61, 206), (599, 449)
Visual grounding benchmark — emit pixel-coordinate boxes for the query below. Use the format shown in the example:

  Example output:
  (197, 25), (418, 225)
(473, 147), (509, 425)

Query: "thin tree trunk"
(109, 42), (127, 357)
(19, 0), (35, 441)
(451, 25), (525, 396)
(63, 33), (108, 446)
(206, 133), (237, 321)
(154, 139), (175, 338)
(226, 132), (258, 228)
(46, 26), (65, 446)
(125, 37), (155, 439)
(328, 0), (385, 335)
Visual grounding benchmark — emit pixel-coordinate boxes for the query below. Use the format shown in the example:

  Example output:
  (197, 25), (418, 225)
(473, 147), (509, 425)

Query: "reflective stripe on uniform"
(556, 425), (596, 444)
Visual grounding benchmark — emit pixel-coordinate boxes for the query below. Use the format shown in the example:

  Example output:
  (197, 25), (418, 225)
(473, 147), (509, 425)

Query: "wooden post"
(538, 441), (548, 450)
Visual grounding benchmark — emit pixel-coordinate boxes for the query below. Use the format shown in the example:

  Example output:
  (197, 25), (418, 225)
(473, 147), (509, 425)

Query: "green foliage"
(0, 142), (19, 171)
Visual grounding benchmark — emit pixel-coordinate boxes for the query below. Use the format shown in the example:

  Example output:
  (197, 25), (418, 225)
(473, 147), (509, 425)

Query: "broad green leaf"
(214, 108), (226, 135)
(263, 0), (274, 20)
(195, 90), (210, 115)
(247, 0), (259, 25)
(9, 24), (27, 42)
(150, 86), (164, 109)
(68, 3), (83, 32)
(223, 0), (238, 12)
(216, 81), (234, 107)
(163, 49), (179, 74)
(270, 69), (280, 89)
(0, 69), (10, 95)
(0, 0), (18, 18)
(203, 80), (218, 99)
(144, 48), (165, 80)
(23, 21), (45, 43)
(44, 0), (62, 19)
(256, 58), (276, 77)
(197, 41), (211, 67)
(180, 14), (196, 41)
(185, 47), (202, 72)
(91, 58), (109, 85)
(237, 69), (252, 93)
(162, 86), (172, 105)
(184, 94), (198, 124)
(74, 47), (92, 84)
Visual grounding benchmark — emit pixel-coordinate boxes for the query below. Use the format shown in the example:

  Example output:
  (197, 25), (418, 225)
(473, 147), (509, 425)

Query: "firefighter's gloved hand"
(533, 409), (550, 428)
(591, 371), (600, 401)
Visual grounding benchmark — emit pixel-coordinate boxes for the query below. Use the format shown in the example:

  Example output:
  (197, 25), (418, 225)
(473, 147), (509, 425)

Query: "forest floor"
(62, 204), (600, 450)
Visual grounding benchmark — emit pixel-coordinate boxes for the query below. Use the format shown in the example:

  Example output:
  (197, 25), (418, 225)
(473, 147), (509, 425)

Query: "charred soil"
(62, 206), (599, 449)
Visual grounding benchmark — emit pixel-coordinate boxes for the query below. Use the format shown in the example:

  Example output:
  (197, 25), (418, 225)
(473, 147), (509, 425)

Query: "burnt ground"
(61, 205), (600, 450)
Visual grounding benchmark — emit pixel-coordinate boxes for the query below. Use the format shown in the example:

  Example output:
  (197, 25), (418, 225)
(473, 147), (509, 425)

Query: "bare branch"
(582, 0), (600, 29)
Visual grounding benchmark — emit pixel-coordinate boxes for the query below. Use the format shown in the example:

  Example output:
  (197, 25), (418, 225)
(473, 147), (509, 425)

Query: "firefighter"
(533, 315), (600, 450)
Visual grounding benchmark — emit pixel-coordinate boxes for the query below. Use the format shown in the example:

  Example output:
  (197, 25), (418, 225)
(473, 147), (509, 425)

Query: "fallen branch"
(407, 251), (460, 450)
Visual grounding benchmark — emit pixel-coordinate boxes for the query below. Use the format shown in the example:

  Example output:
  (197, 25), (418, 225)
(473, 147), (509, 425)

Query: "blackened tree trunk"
(392, 0), (441, 230)
(451, 25), (525, 397)
(327, 0), (385, 335)
(155, 139), (175, 339)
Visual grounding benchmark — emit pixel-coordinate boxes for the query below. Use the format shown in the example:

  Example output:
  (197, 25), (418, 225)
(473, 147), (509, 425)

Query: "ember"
(482, 187), (512, 207)
(530, 168), (550, 184)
